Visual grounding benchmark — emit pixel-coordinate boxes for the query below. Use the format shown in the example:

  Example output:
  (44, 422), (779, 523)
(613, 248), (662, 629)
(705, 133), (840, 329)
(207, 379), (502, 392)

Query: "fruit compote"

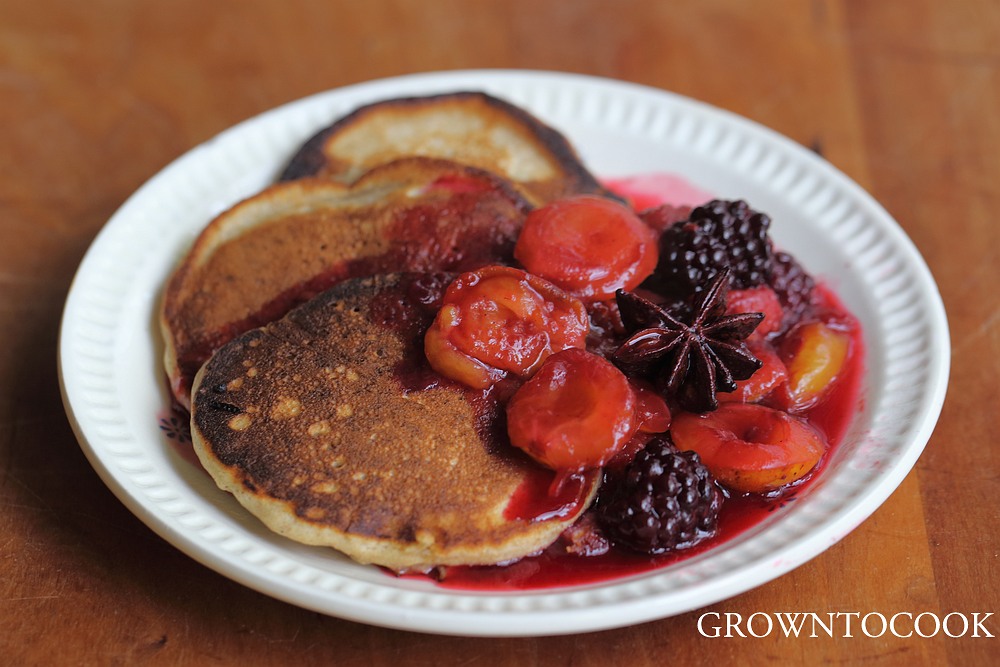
(411, 174), (864, 590)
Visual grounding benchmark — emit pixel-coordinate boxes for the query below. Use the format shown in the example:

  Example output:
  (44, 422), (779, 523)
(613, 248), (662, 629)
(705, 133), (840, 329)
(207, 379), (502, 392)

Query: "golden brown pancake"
(190, 274), (599, 571)
(161, 157), (530, 408)
(279, 91), (610, 205)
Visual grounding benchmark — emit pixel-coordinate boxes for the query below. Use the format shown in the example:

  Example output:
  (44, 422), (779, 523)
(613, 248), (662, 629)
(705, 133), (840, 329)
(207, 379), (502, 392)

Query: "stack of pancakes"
(162, 92), (608, 571)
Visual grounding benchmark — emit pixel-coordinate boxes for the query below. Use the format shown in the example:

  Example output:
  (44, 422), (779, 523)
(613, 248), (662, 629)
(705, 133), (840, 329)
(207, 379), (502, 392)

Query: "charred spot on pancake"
(207, 400), (242, 414)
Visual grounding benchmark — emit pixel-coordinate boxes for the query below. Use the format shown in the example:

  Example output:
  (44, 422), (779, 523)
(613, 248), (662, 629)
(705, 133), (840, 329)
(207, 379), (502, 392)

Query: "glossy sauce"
(427, 306), (864, 591)
(167, 173), (866, 592)
(503, 467), (599, 523)
(409, 175), (867, 591)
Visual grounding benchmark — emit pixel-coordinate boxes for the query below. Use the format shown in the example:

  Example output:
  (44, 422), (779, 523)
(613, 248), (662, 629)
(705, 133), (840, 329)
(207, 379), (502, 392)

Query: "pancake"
(161, 157), (530, 408)
(190, 273), (600, 571)
(279, 91), (609, 205)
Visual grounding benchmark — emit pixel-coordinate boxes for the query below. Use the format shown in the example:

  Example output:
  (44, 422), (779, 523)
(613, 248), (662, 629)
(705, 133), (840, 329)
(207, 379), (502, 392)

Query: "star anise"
(612, 269), (763, 413)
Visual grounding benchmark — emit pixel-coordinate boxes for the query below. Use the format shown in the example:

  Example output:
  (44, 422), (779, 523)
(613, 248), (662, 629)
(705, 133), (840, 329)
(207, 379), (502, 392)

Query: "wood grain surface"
(1, 1), (996, 664)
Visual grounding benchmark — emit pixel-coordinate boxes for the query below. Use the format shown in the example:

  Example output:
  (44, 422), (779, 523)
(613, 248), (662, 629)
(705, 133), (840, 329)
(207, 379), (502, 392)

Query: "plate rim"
(58, 68), (950, 637)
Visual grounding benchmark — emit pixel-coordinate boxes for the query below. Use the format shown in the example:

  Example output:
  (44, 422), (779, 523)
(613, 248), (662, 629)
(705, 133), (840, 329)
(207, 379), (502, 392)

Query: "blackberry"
(650, 199), (773, 299)
(768, 250), (815, 334)
(599, 436), (723, 554)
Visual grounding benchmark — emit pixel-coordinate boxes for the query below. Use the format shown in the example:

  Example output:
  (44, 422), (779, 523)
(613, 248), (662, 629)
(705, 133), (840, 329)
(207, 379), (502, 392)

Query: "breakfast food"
(598, 437), (723, 554)
(514, 195), (658, 302)
(190, 273), (600, 570)
(670, 404), (826, 494)
(164, 91), (862, 583)
(279, 91), (611, 205)
(161, 157), (532, 408)
(648, 198), (773, 300)
(423, 265), (590, 389)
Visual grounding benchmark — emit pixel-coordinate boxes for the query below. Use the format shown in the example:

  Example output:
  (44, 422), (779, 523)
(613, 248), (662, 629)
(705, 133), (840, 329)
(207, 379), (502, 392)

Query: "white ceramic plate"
(59, 70), (949, 637)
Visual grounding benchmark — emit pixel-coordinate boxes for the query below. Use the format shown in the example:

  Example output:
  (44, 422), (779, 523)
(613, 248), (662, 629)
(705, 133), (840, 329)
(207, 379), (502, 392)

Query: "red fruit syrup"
(415, 174), (866, 591)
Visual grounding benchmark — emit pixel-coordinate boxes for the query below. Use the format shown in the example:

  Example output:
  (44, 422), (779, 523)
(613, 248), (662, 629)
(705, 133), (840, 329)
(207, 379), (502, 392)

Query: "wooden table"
(2, 1), (995, 664)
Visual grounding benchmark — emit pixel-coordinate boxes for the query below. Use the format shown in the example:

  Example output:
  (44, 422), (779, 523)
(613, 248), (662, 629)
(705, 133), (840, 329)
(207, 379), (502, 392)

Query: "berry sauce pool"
(417, 308), (863, 591)
(400, 174), (866, 591)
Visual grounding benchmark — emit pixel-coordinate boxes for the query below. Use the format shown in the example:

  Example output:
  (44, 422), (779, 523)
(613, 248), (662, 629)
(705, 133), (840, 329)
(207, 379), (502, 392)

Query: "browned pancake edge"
(161, 157), (530, 408)
(190, 274), (599, 571)
(278, 91), (610, 204)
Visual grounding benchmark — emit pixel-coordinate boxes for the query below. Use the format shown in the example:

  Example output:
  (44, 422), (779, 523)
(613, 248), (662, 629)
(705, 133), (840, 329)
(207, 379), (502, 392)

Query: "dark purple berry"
(768, 250), (815, 335)
(648, 199), (772, 299)
(599, 436), (723, 554)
